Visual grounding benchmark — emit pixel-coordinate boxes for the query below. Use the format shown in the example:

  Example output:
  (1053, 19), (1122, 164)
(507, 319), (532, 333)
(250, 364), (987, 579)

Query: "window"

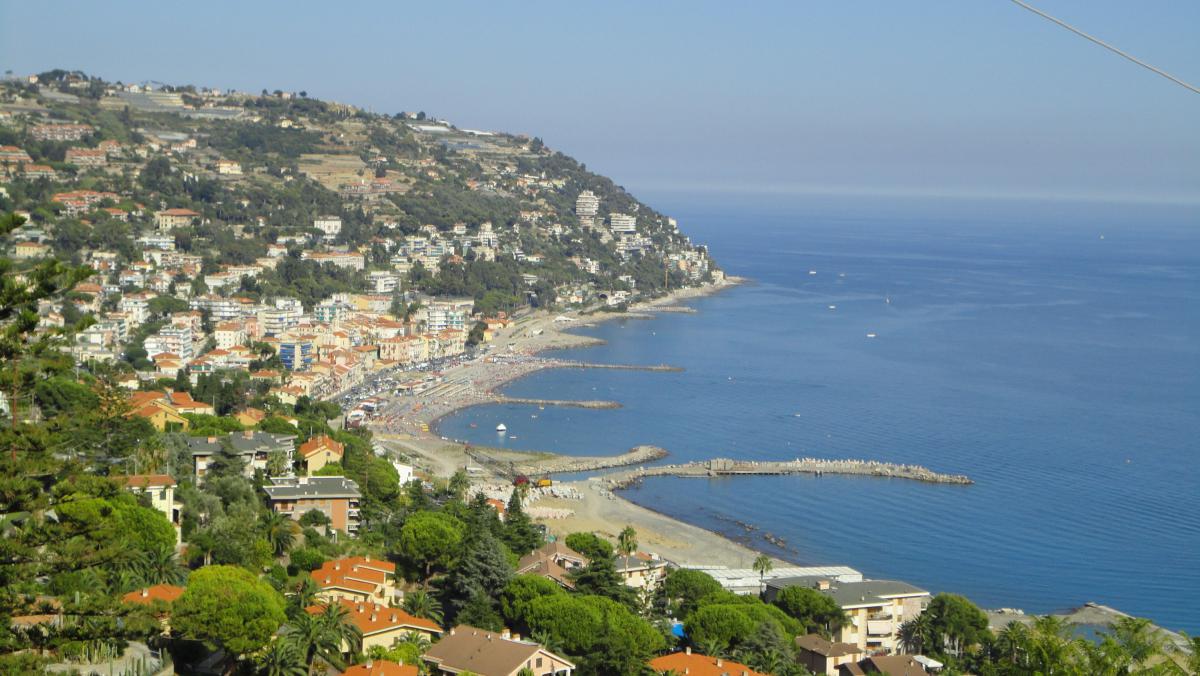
(536, 658), (543, 667)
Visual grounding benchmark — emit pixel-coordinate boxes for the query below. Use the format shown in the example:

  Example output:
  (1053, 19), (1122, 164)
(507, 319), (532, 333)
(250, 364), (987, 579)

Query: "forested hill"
(0, 70), (719, 312)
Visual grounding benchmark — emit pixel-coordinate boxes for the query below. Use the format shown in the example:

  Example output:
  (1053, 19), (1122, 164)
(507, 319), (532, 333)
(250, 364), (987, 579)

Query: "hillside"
(0, 69), (720, 320)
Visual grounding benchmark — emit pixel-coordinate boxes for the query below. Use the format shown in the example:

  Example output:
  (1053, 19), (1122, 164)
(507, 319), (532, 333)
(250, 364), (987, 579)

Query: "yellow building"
(301, 435), (345, 475)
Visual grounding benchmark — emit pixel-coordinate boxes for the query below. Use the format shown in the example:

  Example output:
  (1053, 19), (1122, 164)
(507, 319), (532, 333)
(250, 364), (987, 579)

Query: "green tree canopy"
(398, 511), (464, 582)
(771, 585), (847, 637)
(172, 565), (286, 658)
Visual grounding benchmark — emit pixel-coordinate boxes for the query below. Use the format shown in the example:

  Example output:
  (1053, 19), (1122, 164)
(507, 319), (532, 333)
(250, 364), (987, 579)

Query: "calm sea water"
(438, 194), (1200, 632)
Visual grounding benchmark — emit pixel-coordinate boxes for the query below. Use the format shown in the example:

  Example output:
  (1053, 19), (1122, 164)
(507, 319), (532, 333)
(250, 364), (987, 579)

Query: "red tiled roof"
(123, 584), (185, 605)
(648, 652), (767, 676)
(306, 599), (440, 635)
(300, 434), (345, 459)
(339, 661), (418, 676)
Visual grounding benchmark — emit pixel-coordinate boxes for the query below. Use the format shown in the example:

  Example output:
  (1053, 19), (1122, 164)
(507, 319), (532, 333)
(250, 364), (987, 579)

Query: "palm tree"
(263, 511), (299, 556)
(1108, 616), (1168, 667)
(287, 575), (320, 618)
(899, 613), (933, 655)
(402, 590), (444, 626)
(284, 604), (362, 673)
(617, 526), (638, 557)
(993, 620), (1029, 667)
(752, 554), (772, 594)
(256, 640), (307, 676)
(695, 637), (726, 659)
(141, 545), (187, 585)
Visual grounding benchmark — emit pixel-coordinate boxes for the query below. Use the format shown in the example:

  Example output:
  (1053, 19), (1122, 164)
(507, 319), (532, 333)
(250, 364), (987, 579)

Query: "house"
(264, 476), (362, 533)
(216, 159), (242, 175)
(31, 123), (93, 141)
(795, 634), (866, 675)
(424, 625), (574, 676)
(764, 577), (930, 655)
(233, 407), (267, 427)
(65, 148), (107, 167)
(516, 542), (589, 590)
(615, 552), (670, 591)
(185, 430), (296, 480)
(300, 434), (345, 475)
(339, 661), (418, 676)
(21, 164), (59, 180)
(122, 584), (184, 606)
(841, 655), (933, 676)
(648, 649), (767, 676)
(153, 208), (200, 230)
(307, 600), (441, 651)
(13, 241), (50, 259)
(312, 556), (399, 605)
(127, 391), (194, 432)
(120, 474), (182, 544)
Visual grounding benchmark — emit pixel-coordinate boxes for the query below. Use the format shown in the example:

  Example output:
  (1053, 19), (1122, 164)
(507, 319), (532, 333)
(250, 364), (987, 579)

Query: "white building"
(367, 270), (400, 294)
(575, 190), (600, 218)
(314, 216), (342, 241)
(609, 213), (637, 235)
(144, 324), (194, 361)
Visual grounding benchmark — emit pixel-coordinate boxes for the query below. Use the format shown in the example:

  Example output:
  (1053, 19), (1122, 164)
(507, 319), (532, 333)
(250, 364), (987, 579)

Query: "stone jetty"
(559, 361), (683, 372)
(602, 457), (973, 487)
(493, 396), (622, 409)
(514, 445), (669, 475)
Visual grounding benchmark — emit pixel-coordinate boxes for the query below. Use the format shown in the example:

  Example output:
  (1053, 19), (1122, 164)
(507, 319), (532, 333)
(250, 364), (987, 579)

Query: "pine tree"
(441, 524), (513, 624)
(502, 489), (542, 556)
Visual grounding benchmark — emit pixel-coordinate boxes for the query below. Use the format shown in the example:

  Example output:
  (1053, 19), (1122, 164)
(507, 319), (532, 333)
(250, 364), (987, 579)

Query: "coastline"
(370, 276), (787, 567)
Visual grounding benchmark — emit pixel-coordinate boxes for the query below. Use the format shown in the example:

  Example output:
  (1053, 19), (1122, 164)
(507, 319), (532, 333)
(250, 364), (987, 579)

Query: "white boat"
(496, 423), (507, 433)
(866, 332), (877, 338)
(828, 305), (837, 310)
(808, 270), (817, 275)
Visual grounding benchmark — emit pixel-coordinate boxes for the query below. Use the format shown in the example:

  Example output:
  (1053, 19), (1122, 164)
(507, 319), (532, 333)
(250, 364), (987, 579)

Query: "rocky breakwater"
(602, 456), (973, 488)
(514, 445), (669, 476)
(493, 396), (622, 409)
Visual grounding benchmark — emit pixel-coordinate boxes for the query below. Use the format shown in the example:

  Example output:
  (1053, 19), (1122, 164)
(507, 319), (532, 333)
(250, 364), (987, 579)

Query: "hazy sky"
(2, 1), (1197, 204)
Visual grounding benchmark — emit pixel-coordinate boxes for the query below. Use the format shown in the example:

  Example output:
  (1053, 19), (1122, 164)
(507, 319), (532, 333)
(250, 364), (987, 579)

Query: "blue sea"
(437, 193), (1200, 632)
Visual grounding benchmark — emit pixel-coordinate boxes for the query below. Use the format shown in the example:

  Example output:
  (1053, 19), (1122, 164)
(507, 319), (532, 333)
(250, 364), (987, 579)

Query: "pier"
(493, 396), (622, 409)
(558, 361), (684, 372)
(602, 457), (973, 487)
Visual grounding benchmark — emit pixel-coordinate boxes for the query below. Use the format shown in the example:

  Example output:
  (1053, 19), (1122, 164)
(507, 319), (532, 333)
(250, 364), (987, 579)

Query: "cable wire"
(1009, 0), (1200, 95)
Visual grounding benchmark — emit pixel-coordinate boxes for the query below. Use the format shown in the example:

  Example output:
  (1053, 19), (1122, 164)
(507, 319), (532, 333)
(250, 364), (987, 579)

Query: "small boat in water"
(496, 423), (507, 433)
(866, 332), (877, 338)
(808, 270), (817, 275)
(828, 305), (837, 310)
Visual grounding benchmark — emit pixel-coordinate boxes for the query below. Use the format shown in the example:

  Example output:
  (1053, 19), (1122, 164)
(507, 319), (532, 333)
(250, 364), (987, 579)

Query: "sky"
(2, 1), (1198, 204)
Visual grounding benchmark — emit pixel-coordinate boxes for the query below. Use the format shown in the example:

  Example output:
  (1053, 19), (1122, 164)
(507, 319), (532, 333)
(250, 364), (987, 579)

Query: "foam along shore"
(600, 457), (974, 488)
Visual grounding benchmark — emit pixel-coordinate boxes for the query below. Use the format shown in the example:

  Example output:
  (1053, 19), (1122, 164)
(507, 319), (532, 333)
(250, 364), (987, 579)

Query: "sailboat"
(496, 423), (507, 433)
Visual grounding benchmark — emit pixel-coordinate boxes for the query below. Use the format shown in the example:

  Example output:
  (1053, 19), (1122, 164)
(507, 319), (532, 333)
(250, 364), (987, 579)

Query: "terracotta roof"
(648, 652), (767, 676)
(300, 434), (345, 459)
(123, 584), (184, 605)
(306, 600), (440, 636)
(122, 474), (177, 489)
(325, 556), (396, 574)
(339, 661), (417, 676)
